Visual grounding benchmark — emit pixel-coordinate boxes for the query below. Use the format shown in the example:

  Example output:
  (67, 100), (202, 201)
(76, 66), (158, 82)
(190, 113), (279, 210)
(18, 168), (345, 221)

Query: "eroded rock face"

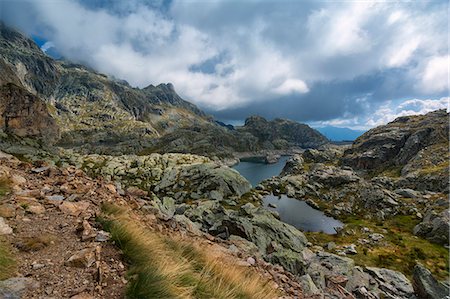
(413, 209), (449, 245)
(342, 110), (449, 173)
(75, 153), (251, 203)
(413, 264), (450, 299)
(183, 200), (309, 275)
(239, 115), (329, 149)
(0, 83), (59, 143)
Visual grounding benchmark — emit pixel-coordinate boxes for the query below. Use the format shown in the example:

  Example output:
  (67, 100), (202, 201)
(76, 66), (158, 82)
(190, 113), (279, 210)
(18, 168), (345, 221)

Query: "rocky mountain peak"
(0, 83), (59, 143)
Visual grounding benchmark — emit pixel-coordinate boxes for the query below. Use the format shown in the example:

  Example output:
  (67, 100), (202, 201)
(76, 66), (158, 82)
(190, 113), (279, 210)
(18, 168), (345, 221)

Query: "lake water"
(232, 156), (289, 186)
(263, 194), (343, 234)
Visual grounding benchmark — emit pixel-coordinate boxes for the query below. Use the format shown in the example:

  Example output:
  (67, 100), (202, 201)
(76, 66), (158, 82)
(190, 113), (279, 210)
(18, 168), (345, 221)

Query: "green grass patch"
(0, 237), (16, 280)
(305, 215), (449, 280)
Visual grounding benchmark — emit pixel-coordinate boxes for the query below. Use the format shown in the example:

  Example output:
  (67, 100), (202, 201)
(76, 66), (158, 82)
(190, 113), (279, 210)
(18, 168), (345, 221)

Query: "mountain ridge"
(0, 23), (328, 158)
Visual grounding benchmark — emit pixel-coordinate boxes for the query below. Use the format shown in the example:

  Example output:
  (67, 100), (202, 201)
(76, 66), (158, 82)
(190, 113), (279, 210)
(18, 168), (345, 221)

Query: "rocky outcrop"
(342, 110), (449, 177)
(0, 83), (59, 143)
(412, 264), (450, 299)
(238, 116), (328, 149)
(72, 153), (251, 202)
(273, 158), (401, 219)
(413, 209), (449, 245)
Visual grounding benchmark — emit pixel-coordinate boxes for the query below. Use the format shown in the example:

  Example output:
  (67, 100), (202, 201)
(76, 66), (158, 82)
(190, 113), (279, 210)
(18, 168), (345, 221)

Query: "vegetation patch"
(0, 178), (15, 279)
(305, 215), (449, 281)
(100, 204), (278, 299)
(0, 237), (16, 280)
(0, 177), (10, 198)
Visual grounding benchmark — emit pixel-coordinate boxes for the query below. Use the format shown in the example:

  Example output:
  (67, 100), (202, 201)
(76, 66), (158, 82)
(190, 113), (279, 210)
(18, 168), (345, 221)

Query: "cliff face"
(239, 116), (329, 149)
(0, 83), (59, 143)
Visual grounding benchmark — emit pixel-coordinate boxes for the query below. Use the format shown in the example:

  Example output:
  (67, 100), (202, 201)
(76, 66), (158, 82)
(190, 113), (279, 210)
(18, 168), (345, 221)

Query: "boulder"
(413, 209), (449, 245)
(59, 201), (90, 217)
(0, 277), (39, 299)
(412, 263), (450, 299)
(365, 267), (415, 298)
(0, 216), (13, 235)
(65, 247), (97, 268)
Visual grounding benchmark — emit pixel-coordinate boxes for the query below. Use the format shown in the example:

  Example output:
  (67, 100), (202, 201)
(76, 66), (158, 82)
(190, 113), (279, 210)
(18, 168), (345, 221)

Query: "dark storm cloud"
(0, 0), (448, 128)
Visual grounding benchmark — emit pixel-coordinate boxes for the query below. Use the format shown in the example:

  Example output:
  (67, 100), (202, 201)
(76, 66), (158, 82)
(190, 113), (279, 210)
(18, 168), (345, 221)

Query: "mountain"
(0, 23), (329, 158)
(315, 126), (365, 141)
(0, 23), (209, 154)
(238, 116), (328, 149)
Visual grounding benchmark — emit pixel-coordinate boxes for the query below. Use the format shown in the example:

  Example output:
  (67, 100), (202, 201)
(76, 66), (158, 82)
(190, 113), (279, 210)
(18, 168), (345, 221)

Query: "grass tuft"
(100, 204), (278, 299)
(0, 237), (16, 280)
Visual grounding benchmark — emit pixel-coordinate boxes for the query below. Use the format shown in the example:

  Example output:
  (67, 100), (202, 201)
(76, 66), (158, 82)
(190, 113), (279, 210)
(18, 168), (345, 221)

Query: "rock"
(70, 292), (95, 299)
(0, 83), (60, 143)
(31, 166), (50, 174)
(157, 197), (175, 220)
(209, 190), (223, 201)
(265, 154), (280, 164)
(31, 262), (46, 270)
(26, 203), (45, 215)
(412, 263), (450, 299)
(0, 217), (13, 235)
(369, 233), (384, 242)
(303, 148), (337, 164)
(10, 174), (26, 186)
(413, 209), (449, 245)
(59, 201), (90, 217)
(325, 242), (336, 251)
(104, 183), (116, 194)
(365, 267), (415, 298)
(0, 277), (39, 298)
(173, 215), (202, 236)
(299, 274), (321, 296)
(65, 247), (96, 268)
(267, 203), (277, 209)
(310, 164), (360, 187)
(0, 204), (16, 218)
(343, 244), (357, 255)
(395, 188), (419, 198)
(79, 220), (96, 241)
(126, 186), (147, 197)
(342, 110), (448, 173)
(95, 230), (111, 242)
(240, 203), (256, 215)
(45, 195), (65, 202)
(246, 257), (256, 266)
(241, 116), (328, 149)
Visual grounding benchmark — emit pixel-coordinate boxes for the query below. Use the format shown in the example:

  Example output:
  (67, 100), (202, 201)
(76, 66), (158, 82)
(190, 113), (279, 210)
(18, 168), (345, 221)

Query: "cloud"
(40, 41), (55, 52)
(0, 0), (448, 127)
(419, 55), (449, 93)
(312, 97), (449, 130)
(273, 79), (309, 95)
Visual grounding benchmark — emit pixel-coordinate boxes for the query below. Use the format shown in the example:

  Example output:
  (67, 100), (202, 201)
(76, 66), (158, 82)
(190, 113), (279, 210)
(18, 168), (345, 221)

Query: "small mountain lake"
(264, 194), (343, 234)
(231, 156), (289, 186)
(232, 158), (343, 234)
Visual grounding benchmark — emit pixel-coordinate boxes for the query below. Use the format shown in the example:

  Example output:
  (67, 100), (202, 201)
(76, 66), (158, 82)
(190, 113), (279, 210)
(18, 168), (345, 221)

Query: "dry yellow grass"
(101, 204), (279, 299)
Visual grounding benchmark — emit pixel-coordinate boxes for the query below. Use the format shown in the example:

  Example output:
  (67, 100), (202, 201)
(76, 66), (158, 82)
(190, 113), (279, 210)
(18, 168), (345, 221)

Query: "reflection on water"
(232, 156), (289, 186)
(263, 194), (343, 234)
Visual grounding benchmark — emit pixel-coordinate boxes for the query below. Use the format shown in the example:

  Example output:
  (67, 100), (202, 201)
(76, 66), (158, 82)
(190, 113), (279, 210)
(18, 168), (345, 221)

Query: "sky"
(1, 0), (449, 130)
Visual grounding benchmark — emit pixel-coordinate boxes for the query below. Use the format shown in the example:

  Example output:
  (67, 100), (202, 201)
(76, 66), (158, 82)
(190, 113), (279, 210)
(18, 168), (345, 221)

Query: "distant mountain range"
(0, 23), (328, 158)
(315, 126), (366, 141)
